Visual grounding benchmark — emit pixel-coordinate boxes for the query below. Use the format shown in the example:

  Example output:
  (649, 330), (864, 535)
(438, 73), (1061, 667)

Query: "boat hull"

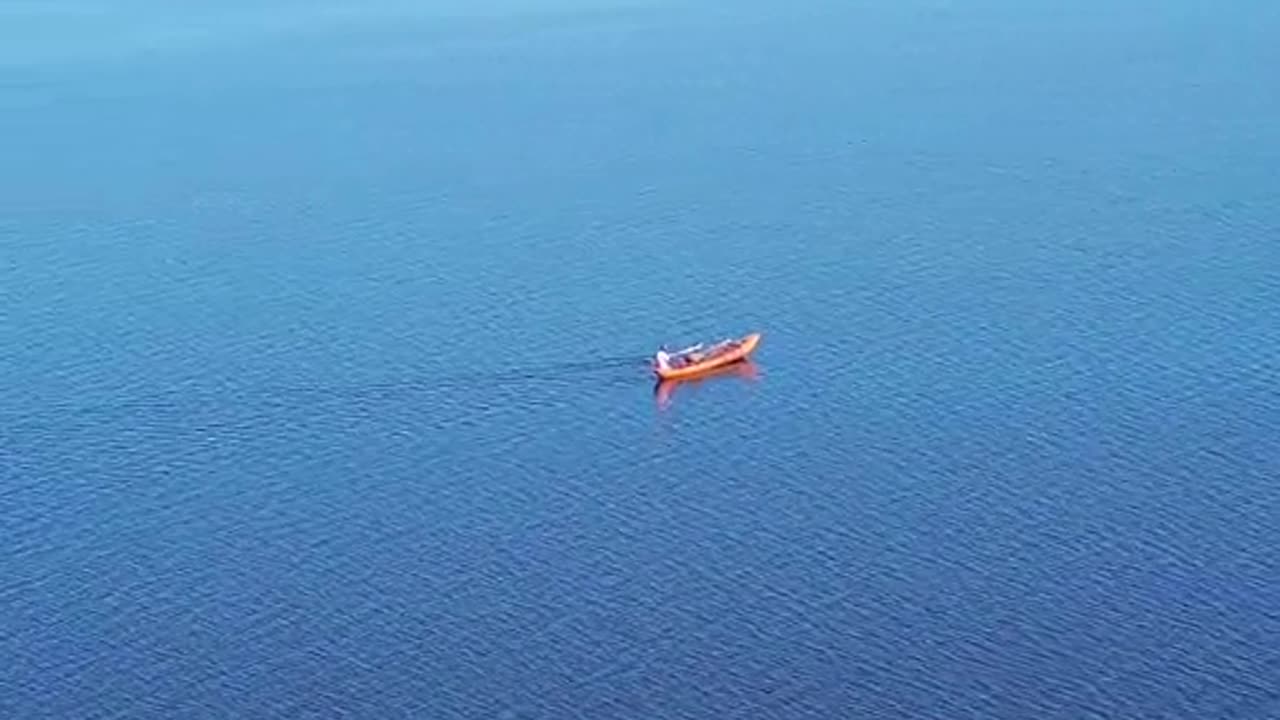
(655, 332), (761, 381)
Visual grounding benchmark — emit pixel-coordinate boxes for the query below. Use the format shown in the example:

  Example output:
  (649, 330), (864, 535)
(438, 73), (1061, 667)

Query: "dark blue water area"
(3, 1), (1280, 718)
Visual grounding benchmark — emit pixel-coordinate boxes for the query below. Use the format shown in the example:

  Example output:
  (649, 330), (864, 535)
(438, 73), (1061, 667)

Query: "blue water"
(4, 1), (1280, 717)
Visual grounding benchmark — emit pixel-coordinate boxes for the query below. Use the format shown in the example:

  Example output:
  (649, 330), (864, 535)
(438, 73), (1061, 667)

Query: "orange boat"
(653, 332), (762, 381)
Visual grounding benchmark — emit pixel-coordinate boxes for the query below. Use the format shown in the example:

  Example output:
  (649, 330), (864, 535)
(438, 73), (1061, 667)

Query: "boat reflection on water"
(654, 360), (761, 409)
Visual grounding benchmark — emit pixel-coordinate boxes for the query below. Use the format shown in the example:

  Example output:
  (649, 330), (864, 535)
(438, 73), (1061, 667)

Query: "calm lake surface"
(3, 1), (1279, 717)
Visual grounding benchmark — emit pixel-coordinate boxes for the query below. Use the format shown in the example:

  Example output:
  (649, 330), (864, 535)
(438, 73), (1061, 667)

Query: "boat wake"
(5, 354), (654, 426)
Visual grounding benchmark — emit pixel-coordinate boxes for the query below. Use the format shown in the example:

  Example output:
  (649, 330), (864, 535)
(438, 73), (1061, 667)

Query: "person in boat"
(654, 346), (677, 371)
(657, 343), (703, 370)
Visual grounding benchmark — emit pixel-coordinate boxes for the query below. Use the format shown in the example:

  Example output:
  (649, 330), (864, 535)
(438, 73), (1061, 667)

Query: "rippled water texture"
(3, 1), (1280, 718)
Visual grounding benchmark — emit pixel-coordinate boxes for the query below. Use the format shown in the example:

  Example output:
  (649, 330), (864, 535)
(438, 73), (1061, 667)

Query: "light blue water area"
(3, 1), (1280, 717)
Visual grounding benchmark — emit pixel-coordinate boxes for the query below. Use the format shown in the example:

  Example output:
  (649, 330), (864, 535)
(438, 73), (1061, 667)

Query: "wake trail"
(4, 354), (654, 426)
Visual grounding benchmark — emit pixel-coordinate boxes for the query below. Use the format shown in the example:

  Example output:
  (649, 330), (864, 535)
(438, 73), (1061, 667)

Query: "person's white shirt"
(654, 349), (672, 370)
